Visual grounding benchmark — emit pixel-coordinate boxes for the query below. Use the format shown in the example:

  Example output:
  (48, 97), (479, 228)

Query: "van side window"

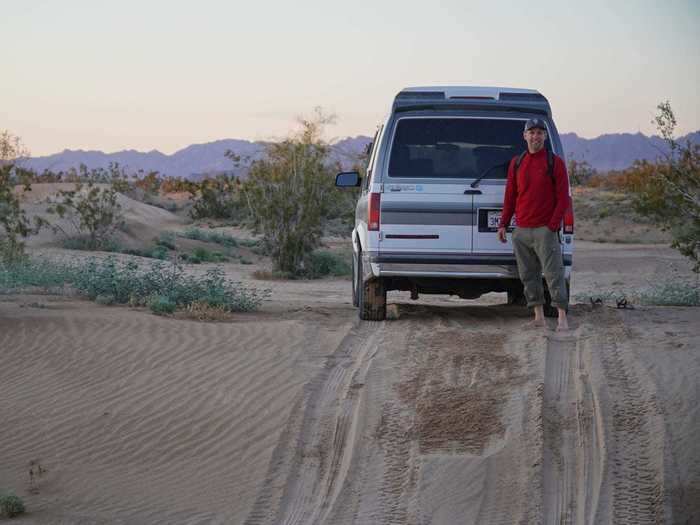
(363, 125), (383, 191)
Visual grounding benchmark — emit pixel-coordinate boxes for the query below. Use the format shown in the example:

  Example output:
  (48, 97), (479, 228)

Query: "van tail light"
(563, 200), (574, 234)
(368, 192), (381, 231)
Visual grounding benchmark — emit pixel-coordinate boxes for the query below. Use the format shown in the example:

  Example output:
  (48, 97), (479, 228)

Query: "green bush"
(189, 174), (248, 221)
(149, 295), (176, 314)
(1, 130), (44, 263)
(155, 232), (177, 250)
(150, 245), (169, 260)
(625, 102), (700, 272)
(0, 257), (75, 292)
(181, 247), (228, 264)
(573, 276), (699, 307)
(1, 256), (265, 312)
(95, 294), (116, 305)
(47, 179), (125, 250)
(241, 110), (337, 276)
(0, 491), (25, 518)
(306, 250), (351, 278)
(181, 228), (239, 248)
(639, 281), (700, 306)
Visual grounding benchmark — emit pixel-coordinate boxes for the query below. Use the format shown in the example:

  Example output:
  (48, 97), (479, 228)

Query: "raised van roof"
(393, 86), (552, 116)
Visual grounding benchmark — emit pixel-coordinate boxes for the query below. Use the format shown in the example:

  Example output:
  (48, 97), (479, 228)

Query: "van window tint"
(388, 118), (531, 179)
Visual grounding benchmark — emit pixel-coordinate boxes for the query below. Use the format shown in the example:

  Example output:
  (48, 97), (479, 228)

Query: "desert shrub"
(134, 171), (161, 195)
(150, 245), (169, 260)
(181, 228), (238, 247)
(179, 300), (230, 321)
(623, 102), (700, 272)
(149, 295), (176, 314)
(573, 274), (699, 307)
(638, 280), (700, 306)
(567, 158), (596, 186)
(0, 491), (26, 518)
(0, 256), (265, 311)
(160, 176), (196, 194)
(1, 131), (44, 262)
(242, 109), (339, 276)
(306, 250), (351, 278)
(95, 294), (116, 305)
(156, 232), (177, 250)
(68, 257), (263, 311)
(0, 257), (75, 293)
(189, 174), (248, 221)
(182, 248), (228, 264)
(47, 179), (125, 250)
(182, 227), (207, 241)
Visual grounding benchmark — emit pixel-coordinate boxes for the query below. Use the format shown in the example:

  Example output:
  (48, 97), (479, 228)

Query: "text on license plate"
(487, 211), (516, 228)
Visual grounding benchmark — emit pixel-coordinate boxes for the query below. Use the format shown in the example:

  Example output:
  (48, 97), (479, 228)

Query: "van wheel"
(351, 251), (359, 307)
(358, 255), (386, 321)
(543, 280), (570, 318)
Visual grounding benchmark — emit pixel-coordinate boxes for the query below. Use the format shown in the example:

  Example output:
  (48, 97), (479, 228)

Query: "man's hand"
(497, 227), (507, 243)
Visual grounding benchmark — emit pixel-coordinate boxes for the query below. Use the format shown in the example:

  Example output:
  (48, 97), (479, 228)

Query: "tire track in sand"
(540, 308), (667, 524)
(588, 310), (667, 524)
(243, 321), (382, 525)
(541, 326), (605, 525)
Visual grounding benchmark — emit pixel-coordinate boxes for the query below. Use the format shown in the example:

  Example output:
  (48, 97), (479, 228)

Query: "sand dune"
(0, 299), (353, 523)
(15, 183), (186, 249)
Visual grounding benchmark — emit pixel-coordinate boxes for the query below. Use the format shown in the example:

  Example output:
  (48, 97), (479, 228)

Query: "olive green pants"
(512, 226), (568, 309)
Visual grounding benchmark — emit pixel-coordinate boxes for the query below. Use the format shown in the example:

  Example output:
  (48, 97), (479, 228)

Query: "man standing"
(497, 118), (570, 331)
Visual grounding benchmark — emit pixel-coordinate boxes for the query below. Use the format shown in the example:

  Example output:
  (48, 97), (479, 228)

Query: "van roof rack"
(393, 86), (551, 116)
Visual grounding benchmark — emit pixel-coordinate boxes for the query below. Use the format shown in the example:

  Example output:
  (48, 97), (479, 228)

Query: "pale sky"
(2, 0), (698, 156)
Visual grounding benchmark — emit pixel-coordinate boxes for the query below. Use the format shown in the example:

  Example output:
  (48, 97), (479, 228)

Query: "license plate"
(487, 211), (515, 229)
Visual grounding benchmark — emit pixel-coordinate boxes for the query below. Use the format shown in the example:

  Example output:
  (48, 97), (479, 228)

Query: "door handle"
(463, 189), (482, 195)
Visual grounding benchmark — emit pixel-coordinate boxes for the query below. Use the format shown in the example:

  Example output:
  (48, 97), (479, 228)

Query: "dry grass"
(175, 301), (234, 321)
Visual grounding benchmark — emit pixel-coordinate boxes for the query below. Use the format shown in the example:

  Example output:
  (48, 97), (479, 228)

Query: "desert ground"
(1, 185), (699, 524)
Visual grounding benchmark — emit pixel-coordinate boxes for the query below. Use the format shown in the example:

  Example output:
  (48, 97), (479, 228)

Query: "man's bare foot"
(556, 307), (569, 332)
(524, 319), (547, 329)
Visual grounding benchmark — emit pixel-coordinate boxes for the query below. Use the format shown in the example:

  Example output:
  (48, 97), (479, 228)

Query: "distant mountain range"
(560, 131), (700, 171)
(22, 131), (700, 178)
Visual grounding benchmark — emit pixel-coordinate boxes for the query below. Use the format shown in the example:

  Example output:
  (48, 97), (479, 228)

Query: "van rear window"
(388, 118), (531, 179)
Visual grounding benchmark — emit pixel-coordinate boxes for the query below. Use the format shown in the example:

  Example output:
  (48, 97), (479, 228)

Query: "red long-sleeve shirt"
(499, 149), (570, 231)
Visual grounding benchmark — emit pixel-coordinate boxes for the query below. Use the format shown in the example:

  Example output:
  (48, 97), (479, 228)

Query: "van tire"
(358, 255), (386, 321)
(351, 251), (359, 307)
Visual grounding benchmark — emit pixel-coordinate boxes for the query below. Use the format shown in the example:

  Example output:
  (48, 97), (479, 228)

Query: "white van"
(336, 86), (574, 320)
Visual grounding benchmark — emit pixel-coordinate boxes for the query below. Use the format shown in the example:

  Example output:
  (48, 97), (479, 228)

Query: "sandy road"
(1, 242), (699, 524)
(241, 297), (698, 525)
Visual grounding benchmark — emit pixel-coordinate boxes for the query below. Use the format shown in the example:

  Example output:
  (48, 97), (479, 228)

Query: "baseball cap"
(524, 118), (547, 131)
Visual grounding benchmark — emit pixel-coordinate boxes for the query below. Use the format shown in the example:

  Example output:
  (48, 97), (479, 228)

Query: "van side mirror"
(335, 171), (361, 187)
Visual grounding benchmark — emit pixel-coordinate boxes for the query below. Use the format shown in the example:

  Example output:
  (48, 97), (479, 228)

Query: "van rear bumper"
(367, 252), (572, 280)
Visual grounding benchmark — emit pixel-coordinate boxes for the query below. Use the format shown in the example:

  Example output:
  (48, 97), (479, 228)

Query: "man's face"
(523, 127), (547, 152)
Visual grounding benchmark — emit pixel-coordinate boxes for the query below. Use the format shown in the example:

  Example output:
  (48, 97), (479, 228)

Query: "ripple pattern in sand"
(0, 302), (345, 524)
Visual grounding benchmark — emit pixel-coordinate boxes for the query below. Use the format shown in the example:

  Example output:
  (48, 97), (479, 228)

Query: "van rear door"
(379, 182), (472, 254)
(379, 116), (527, 257)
